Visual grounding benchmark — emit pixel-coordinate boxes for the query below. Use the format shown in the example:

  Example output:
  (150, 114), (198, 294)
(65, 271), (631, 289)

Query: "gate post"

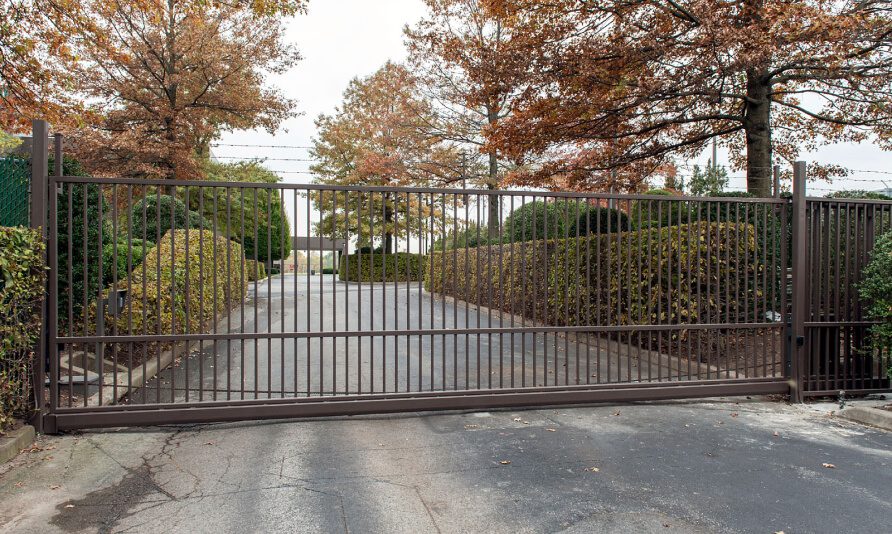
(789, 161), (808, 403)
(29, 120), (53, 432)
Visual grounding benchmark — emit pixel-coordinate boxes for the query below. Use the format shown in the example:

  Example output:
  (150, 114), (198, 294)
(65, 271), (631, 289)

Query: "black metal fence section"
(25, 124), (889, 430)
(803, 196), (892, 396)
(38, 172), (809, 430)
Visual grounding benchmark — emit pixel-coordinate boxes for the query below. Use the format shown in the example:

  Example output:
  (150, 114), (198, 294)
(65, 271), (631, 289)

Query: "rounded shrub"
(503, 200), (579, 243)
(629, 189), (691, 229)
(568, 206), (630, 236)
(128, 194), (210, 241)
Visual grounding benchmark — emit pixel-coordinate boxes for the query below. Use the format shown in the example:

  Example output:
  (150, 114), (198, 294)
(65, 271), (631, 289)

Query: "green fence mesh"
(0, 156), (30, 227)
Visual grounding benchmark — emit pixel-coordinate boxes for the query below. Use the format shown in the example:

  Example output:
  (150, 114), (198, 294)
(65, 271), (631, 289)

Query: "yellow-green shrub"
(0, 227), (45, 429)
(105, 229), (247, 337)
(426, 221), (764, 334)
(339, 253), (425, 282)
(245, 259), (267, 282)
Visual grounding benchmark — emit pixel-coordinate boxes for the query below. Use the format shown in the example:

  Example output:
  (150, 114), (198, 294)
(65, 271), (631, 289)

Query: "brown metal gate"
(26, 125), (888, 431)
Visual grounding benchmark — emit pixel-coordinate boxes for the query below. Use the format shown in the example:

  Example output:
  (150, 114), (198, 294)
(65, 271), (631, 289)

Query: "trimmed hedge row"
(106, 229), (248, 339)
(426, 221), (764, 334)
(245, 259), (267, 282)
(0, 227), (45, 429)
(860, 229), (892, 376)
(338, 252), (426, 282)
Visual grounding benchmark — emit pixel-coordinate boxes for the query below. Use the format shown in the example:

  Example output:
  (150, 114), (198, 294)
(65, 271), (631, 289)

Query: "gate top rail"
(806, 196), (892, 206)
(51, 174), (790, 203)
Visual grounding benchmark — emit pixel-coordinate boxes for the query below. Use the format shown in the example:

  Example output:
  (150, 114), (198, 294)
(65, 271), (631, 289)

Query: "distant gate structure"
(286, 236), (348, 272)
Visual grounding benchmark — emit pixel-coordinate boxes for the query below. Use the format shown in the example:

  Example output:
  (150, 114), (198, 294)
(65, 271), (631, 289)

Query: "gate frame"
(31, 115), (888, 431)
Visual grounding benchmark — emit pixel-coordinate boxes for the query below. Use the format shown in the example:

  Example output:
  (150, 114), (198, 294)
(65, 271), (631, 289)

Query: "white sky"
(214, 0), (892, 236)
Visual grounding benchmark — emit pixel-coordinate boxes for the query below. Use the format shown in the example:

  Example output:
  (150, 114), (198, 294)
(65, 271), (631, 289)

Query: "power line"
(211, 143), (314, 149)
(214, 156), (318, 162)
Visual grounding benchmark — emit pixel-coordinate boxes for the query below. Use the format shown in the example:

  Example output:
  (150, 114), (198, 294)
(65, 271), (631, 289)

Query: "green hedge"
(0, 228), (45, 429)
(105, 229), (247, 339)
(339, 252), (426, 282)
(426, 222), (764, 345)
(245, 259), (267, 282)
(128, 194), (210, 240)
(102, 240), (150, 288)
(860, 229), (892, 377)
(56, 181), (111, 333)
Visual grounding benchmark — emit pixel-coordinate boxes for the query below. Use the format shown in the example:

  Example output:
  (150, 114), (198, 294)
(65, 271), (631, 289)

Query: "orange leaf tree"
(310, 63), (463, 253)
(483, 0), (892, 195)
(406, 0), (532, 233)
(66, 0), (305, 180)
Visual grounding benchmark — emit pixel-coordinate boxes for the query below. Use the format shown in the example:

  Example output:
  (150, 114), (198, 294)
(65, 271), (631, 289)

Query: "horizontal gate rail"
(48, 379), (790, 430)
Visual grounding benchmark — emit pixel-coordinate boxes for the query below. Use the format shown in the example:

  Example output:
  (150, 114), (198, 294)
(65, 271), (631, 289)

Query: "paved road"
(135, 275), (690, 404)
(1, 398), (890, 533)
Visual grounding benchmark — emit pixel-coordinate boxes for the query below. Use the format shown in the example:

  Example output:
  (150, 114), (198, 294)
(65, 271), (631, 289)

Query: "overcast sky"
(215, 0), (892, 236)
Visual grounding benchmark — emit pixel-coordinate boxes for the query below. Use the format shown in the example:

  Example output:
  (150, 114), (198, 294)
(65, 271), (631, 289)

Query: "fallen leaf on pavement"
(773, 431), (779, 437)
(499, 460), (511, 465)
(822, 463), (836, 469)
(65, 504), (74, 509)
(612, 411), (621, 416)
(49, 485), (60, 490)
(730, 413), (738, 418)
(546, 428), (556, 432)
(513, 417), (522, 422)
(585, 467), (600, 473)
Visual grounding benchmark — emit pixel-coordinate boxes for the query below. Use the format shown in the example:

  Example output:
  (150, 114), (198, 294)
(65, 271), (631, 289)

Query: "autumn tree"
(485, 0), (892, 196)
(68, 0), (303, 180)
(405, 0), (528, 235)
(0, 0), (90, 132)
(310, 62), (461, 253)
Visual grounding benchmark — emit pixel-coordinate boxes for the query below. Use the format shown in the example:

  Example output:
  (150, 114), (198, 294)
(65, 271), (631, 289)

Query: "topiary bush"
(859, 229), (892, 378)
(502, 199), (584, 243)
(189, 162), (293, 263)
(339, 252), (426, 282)
(629, 189), (691, 229)
(105, 229), (247, 341)
(128, 194), (210, 241)
(430, 222), (494, 251)
(102, 240), (150, 288)
(0, 227), (45, 429)
(568, 206), (630, 236)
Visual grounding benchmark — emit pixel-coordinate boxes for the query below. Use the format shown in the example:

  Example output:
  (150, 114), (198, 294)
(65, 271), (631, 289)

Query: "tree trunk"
(384, 195), (393, 254)
(486, 104), (500, 237)
(743, 69), (772, 197)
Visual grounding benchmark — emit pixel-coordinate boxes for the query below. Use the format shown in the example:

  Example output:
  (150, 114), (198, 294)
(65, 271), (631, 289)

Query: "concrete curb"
(0, 425), (36, 464)
(838, 406), (892, 431)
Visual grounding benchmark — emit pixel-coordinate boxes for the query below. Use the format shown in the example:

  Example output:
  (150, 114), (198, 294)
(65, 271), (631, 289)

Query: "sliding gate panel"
(45, 176), (790, 429)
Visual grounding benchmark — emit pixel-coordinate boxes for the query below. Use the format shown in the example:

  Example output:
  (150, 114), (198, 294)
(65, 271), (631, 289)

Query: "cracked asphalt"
(1, 398), (890, 533)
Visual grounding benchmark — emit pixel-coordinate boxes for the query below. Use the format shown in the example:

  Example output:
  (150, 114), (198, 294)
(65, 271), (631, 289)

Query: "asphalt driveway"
(137, 274), (695, 404)
(1, 398), (890, 533)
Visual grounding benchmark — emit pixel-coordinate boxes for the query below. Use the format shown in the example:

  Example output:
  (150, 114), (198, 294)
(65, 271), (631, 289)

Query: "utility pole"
(711, 137), (718, 172)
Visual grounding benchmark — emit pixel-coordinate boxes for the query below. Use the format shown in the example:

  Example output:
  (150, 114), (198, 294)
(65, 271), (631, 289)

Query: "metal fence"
(803, 197), (892, 395)
(23, 124), (890, 431)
